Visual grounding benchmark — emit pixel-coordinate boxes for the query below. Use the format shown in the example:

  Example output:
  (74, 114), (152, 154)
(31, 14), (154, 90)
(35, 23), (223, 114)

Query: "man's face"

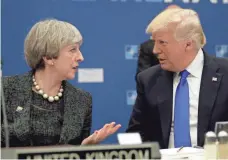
(152, 29), (187, 72)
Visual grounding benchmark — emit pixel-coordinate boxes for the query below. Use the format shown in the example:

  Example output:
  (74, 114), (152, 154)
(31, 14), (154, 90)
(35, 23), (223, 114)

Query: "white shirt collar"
(175, 49), (204, 78)
(186, 49), (204, 78)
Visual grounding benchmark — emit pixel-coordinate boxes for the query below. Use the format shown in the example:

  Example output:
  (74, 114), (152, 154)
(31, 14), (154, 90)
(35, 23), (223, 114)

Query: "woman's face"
(52, 43), (84, 80)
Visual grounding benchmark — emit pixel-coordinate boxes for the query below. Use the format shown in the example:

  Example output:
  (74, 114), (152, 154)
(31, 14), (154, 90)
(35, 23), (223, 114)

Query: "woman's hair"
(24, 18), (83, 70)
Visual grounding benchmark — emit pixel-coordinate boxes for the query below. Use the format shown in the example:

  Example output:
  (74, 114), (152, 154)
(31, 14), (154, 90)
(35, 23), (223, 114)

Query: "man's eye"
(70, 48), (76, 52)
(159, 40), (165, 44)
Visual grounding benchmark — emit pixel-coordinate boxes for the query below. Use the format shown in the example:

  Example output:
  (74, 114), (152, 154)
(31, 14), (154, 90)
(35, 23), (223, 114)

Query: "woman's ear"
(43, 57), (54, 66)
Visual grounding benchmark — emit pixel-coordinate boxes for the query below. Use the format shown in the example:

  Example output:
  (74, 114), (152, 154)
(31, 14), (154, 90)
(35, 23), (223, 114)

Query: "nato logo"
(215, 45), (228, 58)
(125, 45), (139, 60)
(126, 90), (137, 105)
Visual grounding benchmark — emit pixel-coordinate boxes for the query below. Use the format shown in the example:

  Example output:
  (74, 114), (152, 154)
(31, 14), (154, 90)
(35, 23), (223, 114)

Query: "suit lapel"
(155, 70), (173, 148)
(59, 82), (84, 144)
(12, 72), (33, 141)
(197, 53), (222, 146)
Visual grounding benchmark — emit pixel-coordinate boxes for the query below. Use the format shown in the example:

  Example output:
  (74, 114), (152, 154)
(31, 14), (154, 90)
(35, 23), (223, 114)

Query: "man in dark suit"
(136, 39), (159, 77)
(127, 8), (228, 149)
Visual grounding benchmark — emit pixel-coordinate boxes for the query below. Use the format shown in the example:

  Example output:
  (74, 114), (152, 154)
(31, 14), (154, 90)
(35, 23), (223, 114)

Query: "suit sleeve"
(126, 74), (147, 141)
(68, 93), (92, 145)
(81, 95), (92, 141)
(1, 77), (19, 147)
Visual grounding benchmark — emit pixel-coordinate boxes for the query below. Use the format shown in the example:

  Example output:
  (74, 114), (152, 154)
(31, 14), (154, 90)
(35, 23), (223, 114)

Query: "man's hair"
(146, 8), (206, 50)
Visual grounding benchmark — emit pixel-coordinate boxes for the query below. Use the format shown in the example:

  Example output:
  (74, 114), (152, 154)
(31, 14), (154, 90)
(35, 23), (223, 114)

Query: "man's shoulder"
(137, 65), (162, 82)
(141, 39), (154, 46)
(206, 54), (228, 74)
(214, 56), (228, 70)
(140, 39), (154, 50)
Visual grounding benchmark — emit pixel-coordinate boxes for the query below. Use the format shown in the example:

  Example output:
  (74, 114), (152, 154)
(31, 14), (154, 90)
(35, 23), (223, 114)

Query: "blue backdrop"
(2, 0), (228, 144)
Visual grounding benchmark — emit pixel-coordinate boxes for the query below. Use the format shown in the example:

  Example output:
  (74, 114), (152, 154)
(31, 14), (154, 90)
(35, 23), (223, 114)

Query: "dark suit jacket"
(136, 40), (159, 78)
(127, 51), (228, 149)
(1, 71), (92, 147)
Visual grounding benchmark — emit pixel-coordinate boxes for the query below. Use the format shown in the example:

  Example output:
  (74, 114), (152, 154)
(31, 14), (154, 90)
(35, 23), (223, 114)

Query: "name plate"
(1, 143), (160, 159)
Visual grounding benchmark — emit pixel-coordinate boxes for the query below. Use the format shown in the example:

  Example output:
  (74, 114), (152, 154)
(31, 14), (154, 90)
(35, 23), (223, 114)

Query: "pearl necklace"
(32, 76), (63, 102)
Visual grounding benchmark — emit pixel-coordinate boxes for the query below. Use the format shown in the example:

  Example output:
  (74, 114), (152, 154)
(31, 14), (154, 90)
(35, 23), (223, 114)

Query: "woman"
(1, 19), (121, 147)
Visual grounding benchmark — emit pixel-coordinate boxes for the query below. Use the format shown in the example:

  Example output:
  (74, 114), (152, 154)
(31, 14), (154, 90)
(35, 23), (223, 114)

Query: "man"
(136, 39), (159, 77)
(136, 5), (181, 77)
(127, 8), (228, 149)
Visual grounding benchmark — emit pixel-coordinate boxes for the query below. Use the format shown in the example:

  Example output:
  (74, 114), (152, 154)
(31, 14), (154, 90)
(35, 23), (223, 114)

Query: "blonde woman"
(2, 19), (120, 147)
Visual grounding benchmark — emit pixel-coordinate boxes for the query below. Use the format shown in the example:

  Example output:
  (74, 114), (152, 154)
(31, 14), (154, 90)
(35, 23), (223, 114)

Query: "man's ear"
(185, 40), (193, 52)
